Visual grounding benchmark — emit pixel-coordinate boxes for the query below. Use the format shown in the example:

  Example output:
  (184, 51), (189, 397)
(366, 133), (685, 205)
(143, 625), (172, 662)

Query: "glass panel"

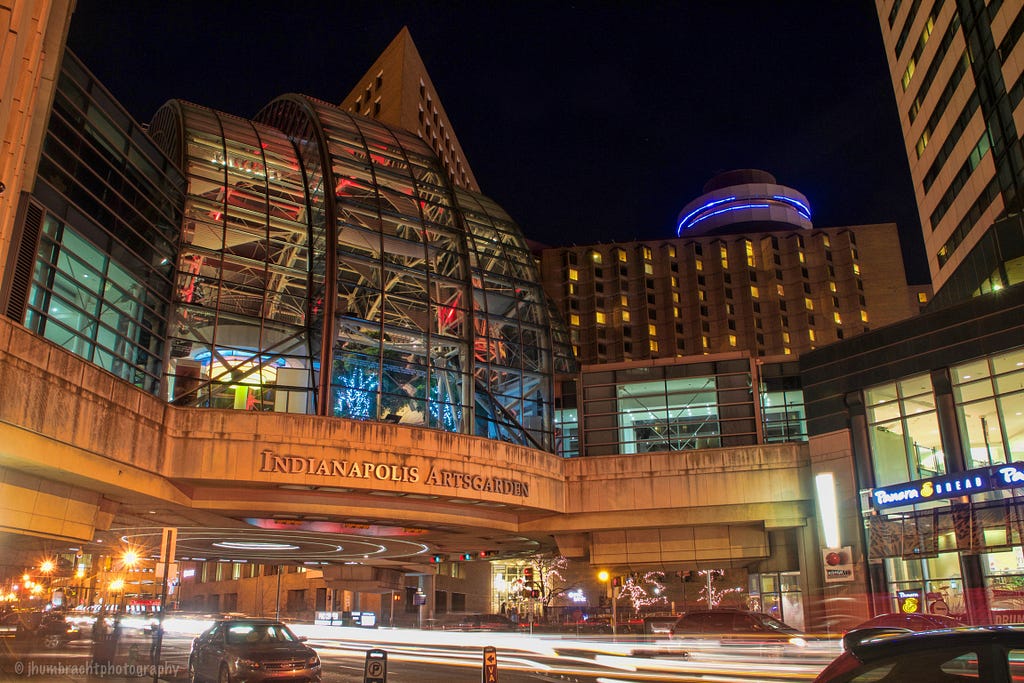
(870, 420), (911, 486)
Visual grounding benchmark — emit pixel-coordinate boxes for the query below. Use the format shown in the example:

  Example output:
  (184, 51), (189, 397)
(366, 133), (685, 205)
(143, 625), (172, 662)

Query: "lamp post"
(109, 578), (125, 612)
(76, 568), (85, 608)
(598, 570), (617, 637)
(39, 560), (54, 606)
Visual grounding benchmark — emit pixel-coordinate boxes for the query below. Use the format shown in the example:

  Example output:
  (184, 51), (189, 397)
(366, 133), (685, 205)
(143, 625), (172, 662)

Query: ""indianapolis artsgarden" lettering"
(258, 450), (530, 497)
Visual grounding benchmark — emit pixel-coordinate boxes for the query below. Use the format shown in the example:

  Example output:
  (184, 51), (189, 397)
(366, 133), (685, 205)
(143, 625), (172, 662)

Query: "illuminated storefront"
(803, 277), (1024, 624)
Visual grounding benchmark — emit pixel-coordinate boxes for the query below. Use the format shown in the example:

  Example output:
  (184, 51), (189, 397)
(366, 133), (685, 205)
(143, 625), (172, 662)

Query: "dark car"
(188, 617), (321, 682)
(669, 609), (807, 648)
(849, 612), (961, 632)
(0, 610), (79, 649)
(813, 625), (1024, 682)
(437, 613), (515, 631)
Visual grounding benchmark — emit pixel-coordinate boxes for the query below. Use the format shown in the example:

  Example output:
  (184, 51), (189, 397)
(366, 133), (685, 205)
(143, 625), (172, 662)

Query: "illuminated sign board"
(257, 448), (531, 498)
(871, 463), (1024, 509)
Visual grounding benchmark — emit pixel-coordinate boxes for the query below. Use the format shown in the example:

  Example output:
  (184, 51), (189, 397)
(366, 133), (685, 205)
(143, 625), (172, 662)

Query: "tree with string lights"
(697, 569), (742, 608)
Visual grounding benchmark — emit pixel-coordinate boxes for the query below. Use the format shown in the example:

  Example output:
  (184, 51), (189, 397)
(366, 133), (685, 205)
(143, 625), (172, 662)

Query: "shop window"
(953, 347), (1024, 467)
(866, 374), (944, 487)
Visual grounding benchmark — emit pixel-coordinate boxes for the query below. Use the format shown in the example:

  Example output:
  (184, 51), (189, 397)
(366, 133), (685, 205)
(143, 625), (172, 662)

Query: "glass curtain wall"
(865, 373), (946, 486)
(580, 358), (759, 457)
(952, 346), (1024, 468)
(255, 96), (571, 451)
(27, 52), (183, 395)
(148, 101), (316, 412)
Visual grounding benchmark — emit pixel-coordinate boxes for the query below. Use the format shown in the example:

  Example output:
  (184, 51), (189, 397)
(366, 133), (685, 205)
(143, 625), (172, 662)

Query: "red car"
(850, 612), (961, 632)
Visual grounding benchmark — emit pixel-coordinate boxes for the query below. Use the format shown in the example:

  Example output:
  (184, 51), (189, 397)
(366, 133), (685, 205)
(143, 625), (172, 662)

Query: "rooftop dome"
(678, 169), (813, 237)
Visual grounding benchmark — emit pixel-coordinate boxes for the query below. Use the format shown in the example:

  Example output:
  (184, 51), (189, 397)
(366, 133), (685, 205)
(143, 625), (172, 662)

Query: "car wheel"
(40, 633), (62, 650)
(218, 663), (232, 683)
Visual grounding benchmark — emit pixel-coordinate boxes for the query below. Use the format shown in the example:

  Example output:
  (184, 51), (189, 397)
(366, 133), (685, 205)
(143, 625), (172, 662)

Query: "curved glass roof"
(149, 96), (572, 452)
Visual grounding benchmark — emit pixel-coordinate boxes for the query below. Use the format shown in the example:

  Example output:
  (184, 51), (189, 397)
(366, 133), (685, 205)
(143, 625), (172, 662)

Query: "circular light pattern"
(115, 527), (431, 564)
(213, 541), (301, 551)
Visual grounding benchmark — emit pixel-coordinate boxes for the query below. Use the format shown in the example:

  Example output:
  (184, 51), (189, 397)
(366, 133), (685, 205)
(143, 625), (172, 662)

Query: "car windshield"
(756, 615), (795, 631)
(225, 622), (296, 645)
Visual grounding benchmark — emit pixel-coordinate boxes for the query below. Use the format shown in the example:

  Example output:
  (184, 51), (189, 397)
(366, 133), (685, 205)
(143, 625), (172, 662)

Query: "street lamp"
(121, 547), (141, 615)
(109, 578), (125, 611)
(597, 570), (618, 637)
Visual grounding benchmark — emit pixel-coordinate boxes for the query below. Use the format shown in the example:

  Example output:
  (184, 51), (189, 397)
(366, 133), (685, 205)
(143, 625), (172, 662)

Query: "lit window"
(620, 294), (628, 306)
(720, 244), (729, 267)
(698, 290), (706, 301)
(695, 259), (703, 271)
(917, 292), (928, 303)
(744, 240), (755, 266)
(805, 297), (814, 310)
(643, 246), (652, 260)
(784, 347), (792, 355)
(750, 285), (759, 299)
(617, 249), (627, 262)
(702, 336), (709, 349)
(798, 251), (805, 264)
(649, 340), (659, 352)
(782, 331), (791, 343)
(822, 235), (831, 248)
(728, 334), (737, 347)
(673, 306), (681, 317)
(644, 263), (654, 275)
(648, 324), (657, 336)
(672, 292), (680, 302)
(829, 281), (837, 292)
(853, 263), (861, 275)
(671, 276), (679, 287)
(834, 312), (842, 324)
(860, 310), (869, 322)
(592, 251), (603, 265)
(568, 283), (577, 295)
(809, 329), (817, 342)
(570, 314), (580, 326)
(776, 284), (785, 296)
(596, 311), (606, 324)
(622, 310), (630, 323)
(569, 268), (579, 281)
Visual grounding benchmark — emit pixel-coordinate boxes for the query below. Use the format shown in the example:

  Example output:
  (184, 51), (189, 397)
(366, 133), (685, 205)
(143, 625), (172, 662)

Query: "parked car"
(188, 617), (321, 682)
(0, 610), (80, 649)
(669, 609), (807, 649)
(848, 612), (961, 633)
(814, 625), (1024, 682)
(437, 613), (516, 631)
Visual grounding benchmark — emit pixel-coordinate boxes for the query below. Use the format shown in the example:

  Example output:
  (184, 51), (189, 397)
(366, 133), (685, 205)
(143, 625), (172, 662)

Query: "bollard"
(364, 648), (387, 683)
(482, 645), (498, 683)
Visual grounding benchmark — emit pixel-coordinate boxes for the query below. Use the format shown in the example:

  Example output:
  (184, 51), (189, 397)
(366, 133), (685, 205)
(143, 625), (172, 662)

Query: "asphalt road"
(0, 625), (837, 682)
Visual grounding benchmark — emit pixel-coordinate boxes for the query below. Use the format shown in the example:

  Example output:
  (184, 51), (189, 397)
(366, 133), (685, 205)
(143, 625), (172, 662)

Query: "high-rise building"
(339, 27), (480, 193)
(874, 1), (1024, 293)
(539, 170), (928, 365)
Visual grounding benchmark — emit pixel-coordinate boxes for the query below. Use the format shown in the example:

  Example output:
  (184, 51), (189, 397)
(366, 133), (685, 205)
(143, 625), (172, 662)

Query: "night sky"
(66, 2), (929, 284)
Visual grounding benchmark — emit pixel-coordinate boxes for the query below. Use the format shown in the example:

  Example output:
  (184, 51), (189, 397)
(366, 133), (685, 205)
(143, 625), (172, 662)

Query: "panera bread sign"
(258, 449), (530, 497)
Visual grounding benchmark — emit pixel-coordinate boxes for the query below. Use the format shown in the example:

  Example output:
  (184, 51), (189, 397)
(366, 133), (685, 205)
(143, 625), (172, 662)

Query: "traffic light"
(523, 566), (534, 585)
(429, 554), (445, 564)
(459, 553), (473, 561)
(479, 550), (498, 558)
(611, 575), (621, 588)
(531, 589), (540, 598)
